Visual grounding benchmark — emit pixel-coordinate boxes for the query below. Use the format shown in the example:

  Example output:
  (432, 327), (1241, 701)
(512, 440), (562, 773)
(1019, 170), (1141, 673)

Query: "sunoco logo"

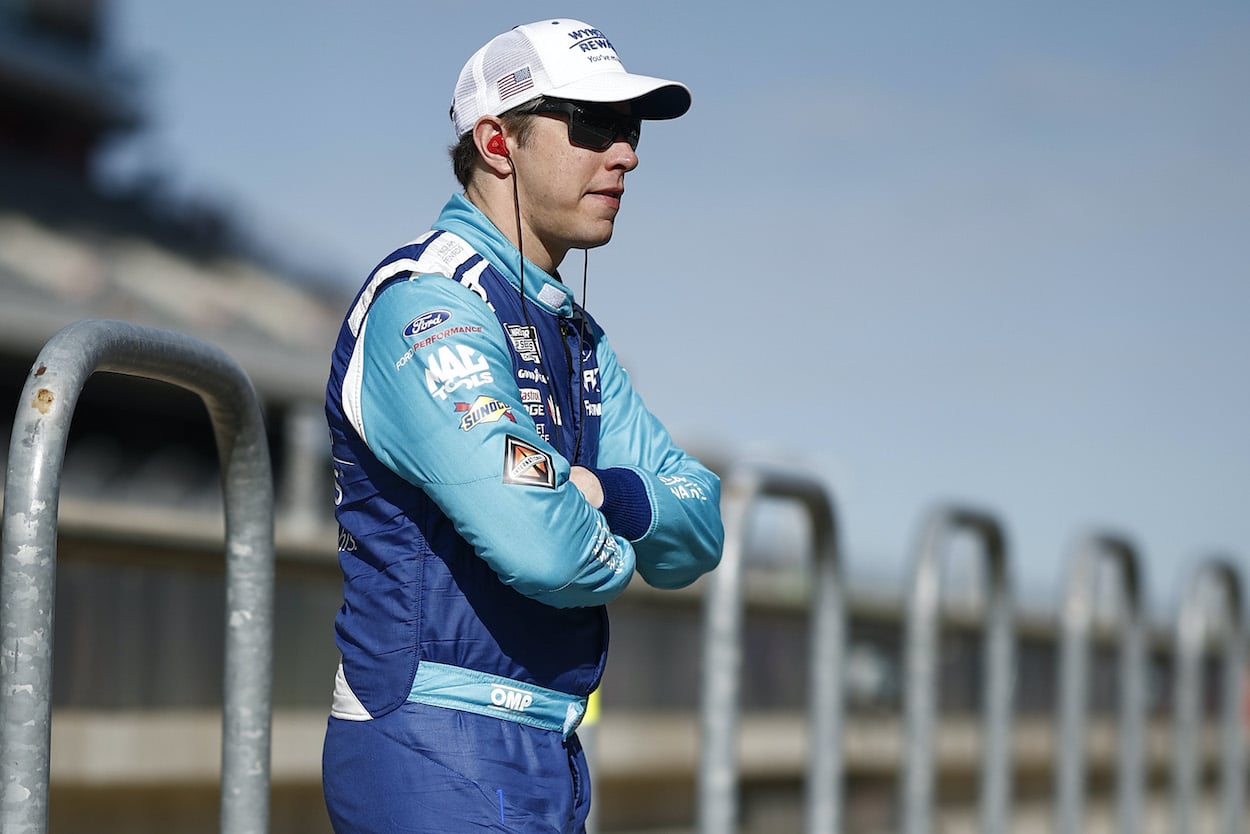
(490, 685), (533, 713)
(454, 396), (516, 431)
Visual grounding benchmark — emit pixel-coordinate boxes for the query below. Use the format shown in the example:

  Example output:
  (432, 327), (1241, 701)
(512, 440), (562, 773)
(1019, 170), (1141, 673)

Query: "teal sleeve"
(593, 331), (724, 589)
(354, 277), (636, 607)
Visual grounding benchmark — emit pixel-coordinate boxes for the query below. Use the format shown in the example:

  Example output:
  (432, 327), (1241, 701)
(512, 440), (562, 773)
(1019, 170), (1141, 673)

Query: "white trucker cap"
(451, 19), (692, 137)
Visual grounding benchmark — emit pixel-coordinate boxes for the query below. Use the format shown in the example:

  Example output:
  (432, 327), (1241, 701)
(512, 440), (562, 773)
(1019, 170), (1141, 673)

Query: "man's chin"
(580, 221), (616, 250)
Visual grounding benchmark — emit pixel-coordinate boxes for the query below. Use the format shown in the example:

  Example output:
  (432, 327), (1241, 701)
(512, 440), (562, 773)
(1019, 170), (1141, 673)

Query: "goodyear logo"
(454, 396), (516, 431)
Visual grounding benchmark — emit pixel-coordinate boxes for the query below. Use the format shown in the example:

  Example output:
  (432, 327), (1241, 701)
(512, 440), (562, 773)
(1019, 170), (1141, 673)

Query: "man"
(322, 18), (723, 833)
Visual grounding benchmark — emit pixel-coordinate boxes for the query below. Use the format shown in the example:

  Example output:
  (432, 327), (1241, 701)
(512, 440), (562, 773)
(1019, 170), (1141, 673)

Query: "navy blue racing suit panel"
(323, 704), (590, 833)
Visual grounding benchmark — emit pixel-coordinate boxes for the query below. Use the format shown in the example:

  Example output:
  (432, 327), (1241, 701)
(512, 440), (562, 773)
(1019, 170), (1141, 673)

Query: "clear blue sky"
(100, 1), (1250, 613)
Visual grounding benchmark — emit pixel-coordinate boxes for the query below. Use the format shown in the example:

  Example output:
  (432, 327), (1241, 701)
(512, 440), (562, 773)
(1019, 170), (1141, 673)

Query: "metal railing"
(0, 320), (275, 834)
(900, 506), (1015, 834)
(693, 491), (1249, 833)
(697, 466), (843, 834)
(1170, 558), (1246, 834)
(1053, 533), (1147, 834)
(3, 322), (1247, 834)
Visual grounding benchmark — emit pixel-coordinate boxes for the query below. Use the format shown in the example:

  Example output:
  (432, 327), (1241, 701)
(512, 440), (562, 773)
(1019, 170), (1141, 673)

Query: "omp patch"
(502, 435), (555, 489)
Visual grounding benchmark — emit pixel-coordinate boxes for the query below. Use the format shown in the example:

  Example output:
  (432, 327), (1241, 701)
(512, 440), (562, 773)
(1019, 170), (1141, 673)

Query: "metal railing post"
(697, 466), (844, 834)
(1053, 533), (1147, 834)
(901, 505), (1014, 834)
(0, 319), (275, 834)
(1169, 558), (1246, 834)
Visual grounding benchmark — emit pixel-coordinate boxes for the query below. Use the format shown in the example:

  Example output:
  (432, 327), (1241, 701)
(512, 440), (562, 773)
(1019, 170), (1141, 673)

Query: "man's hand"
(569, 466), (604, 509)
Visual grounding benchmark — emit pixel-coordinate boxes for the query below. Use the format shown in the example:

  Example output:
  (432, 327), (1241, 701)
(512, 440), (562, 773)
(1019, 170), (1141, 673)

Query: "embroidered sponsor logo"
(454, 396), (516, 431)
(591, 516), (626, 574)
(659, 474), (710, 502)
(518, 388), (545, 417)
(505, 324), (542, 364)
(332, 457), (357, 507)
(517, 367), (548, 385)
(567, 28), (618, 62)
(403, 310), (451, 338)
(502, 435), (555, 489)
(584, 400), (602, 417)
(429, 234), (471, 263)
(424, 344), (493, 400)
(489, 684), (534, 713)
(582, 367), (600, 392)
(337, 527), (357, 553)
(547, 395), (562, 426)
(394, 325), (484, 369)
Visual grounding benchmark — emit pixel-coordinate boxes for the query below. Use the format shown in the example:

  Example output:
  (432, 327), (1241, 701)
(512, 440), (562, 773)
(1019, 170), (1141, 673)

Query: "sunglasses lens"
(570, 108), (641, 150)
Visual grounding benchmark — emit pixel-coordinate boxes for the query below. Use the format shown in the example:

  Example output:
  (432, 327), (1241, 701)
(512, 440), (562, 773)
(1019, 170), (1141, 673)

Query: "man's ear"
(474, 118), (513, 176)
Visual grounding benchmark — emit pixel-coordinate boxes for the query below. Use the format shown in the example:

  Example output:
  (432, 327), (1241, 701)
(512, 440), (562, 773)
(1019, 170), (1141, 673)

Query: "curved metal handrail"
(697, 466), (843, 834)
(1169, 558), (1246, 834)
(900, 505), (1014, 834)
(1053, 532), (1147, 834)
(1, 320), (275, 834)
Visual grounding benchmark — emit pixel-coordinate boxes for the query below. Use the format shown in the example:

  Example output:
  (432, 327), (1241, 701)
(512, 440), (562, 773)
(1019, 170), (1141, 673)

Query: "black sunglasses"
(525, 98), (642, 151)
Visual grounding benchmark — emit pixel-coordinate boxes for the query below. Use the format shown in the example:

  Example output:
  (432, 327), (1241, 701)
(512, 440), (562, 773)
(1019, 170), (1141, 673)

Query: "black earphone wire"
(573, 249), (588, 462)
(507, 156), (536, 333)
(508, 153), (586, 463)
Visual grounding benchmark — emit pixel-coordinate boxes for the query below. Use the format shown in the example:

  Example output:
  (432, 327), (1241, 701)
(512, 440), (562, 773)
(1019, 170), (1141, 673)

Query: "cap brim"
(547, 72), (691, 120)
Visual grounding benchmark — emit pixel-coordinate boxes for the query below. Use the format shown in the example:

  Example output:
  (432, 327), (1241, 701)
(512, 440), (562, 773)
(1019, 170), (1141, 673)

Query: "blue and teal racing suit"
(321, 193), (723, 833)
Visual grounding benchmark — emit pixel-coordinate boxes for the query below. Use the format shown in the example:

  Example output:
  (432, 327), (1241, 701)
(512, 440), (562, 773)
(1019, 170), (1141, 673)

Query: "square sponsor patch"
(505, 324), (542, 364)
(502, 435), (555, 489)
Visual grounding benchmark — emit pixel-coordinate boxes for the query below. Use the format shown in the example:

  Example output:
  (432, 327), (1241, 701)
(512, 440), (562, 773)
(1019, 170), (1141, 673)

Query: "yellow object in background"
(584, 689), (601, 726)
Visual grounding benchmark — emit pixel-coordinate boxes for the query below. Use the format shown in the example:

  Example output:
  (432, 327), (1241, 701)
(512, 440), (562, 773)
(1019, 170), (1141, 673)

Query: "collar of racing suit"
(432, 193), (578, 318)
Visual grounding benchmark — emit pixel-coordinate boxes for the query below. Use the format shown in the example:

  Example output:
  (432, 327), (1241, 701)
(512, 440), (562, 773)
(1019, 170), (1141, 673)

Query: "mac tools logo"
(424, 344), (493, 400)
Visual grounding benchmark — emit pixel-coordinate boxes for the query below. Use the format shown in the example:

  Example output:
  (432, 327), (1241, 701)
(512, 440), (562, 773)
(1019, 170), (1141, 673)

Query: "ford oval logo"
(403, 310), (451, 338)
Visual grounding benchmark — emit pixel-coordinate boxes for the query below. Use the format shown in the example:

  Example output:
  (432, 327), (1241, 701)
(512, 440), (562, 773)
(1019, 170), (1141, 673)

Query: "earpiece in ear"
(487, 135), (509, 157)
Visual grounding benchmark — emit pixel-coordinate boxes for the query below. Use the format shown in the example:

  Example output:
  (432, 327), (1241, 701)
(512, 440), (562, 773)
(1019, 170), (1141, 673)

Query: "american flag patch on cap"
(498, 67), (534, 100)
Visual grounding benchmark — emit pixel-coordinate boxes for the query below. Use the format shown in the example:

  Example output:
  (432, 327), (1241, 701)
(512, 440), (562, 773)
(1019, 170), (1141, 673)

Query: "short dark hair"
(448, 99), (547, 189)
